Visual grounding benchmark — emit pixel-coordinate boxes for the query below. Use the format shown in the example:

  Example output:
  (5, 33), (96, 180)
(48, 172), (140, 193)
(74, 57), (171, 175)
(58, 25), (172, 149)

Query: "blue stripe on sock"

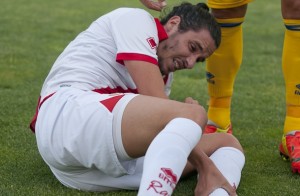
(285, 25), (300, 31)
(219, 22), (243, 28)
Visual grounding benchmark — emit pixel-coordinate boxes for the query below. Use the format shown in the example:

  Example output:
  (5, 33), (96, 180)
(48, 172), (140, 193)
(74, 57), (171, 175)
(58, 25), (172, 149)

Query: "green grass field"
(1, 0), (300, 195)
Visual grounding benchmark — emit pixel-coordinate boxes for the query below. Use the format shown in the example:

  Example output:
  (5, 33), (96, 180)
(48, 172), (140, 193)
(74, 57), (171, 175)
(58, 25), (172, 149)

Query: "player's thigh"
(208, 0), (252, 18)
(121, 95), (207, 158)
(282, 0), (300, 19)
(207, 0), (253, 9)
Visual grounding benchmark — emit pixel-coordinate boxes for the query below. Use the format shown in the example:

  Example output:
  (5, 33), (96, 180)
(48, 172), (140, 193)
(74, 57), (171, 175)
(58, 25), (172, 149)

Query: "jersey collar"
(154, 18), (168, 42)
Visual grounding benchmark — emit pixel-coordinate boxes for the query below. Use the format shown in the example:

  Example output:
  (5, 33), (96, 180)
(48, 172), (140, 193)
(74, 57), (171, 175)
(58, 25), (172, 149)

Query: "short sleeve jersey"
(40, 8), (172, 99)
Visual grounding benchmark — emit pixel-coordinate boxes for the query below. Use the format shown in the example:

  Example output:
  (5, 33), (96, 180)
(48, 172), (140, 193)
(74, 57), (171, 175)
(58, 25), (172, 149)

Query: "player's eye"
(190, 44), (197, 52)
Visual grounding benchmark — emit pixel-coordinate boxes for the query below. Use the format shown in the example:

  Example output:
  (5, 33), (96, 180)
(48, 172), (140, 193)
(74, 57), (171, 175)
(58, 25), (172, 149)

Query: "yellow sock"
(206, 17), (244, 129)
(282, 19), (300, 134)
(208, 97), (231, 129)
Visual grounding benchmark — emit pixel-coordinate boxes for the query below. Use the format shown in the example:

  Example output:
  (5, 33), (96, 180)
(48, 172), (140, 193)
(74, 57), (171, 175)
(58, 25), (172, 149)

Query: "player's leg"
(279, 0), (300, 173)
(120, 95), (206, 158)
(119, 95), (206, 195)
(205, 0), (253, 134)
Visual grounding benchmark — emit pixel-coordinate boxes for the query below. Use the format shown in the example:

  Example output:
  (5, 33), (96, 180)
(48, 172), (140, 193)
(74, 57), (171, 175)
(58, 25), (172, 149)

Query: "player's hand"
(139, 0), (167, 11)
(188, 148), (236, 196)
(194, 158), (237, 196)
(184, 97), (199, 105)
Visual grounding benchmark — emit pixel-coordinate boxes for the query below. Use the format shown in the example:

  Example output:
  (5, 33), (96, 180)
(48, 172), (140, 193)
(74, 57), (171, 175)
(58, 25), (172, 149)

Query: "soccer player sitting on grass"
(30, 2), (245, 195)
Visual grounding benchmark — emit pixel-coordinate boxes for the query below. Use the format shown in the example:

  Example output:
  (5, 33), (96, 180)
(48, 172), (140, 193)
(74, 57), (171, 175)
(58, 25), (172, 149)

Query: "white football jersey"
(40, 8), (173, 99)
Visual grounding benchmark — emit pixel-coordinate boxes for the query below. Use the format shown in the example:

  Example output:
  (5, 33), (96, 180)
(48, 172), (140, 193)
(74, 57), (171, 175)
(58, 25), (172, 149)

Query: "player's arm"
(125, 60), (169, 99)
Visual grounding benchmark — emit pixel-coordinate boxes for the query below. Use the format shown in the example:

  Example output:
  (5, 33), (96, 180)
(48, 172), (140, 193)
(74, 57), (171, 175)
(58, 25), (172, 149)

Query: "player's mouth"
(172, 58), (185, 72)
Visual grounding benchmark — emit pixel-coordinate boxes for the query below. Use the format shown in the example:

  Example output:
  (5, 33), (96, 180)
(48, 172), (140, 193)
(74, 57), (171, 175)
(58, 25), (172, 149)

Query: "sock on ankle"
(208, 147), (245, 196)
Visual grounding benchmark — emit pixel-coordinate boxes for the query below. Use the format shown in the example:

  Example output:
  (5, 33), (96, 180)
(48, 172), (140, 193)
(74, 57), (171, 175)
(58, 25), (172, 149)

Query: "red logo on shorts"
(147, 37), (156, 49)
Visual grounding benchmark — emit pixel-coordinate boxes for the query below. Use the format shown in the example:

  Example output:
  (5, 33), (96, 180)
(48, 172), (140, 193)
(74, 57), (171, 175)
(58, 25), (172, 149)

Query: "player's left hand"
(139, 0), (167, 11)
(188, 147), (236, 196)
(194, 159), (237, 196)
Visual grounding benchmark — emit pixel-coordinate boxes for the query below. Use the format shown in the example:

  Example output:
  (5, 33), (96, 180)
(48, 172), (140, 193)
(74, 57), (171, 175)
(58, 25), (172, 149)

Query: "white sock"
(209, 147), (245, 196)
(137, 118), (202, 196)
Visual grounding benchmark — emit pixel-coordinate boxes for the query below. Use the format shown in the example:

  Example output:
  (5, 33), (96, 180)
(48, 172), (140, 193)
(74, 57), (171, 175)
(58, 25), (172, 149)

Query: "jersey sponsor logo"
(206, 71), (215, 84)
(147, 37), (157, 49)
(161, 167), (177, 184)
(60, 84), (71, 87)
(295, 84), (300, 96)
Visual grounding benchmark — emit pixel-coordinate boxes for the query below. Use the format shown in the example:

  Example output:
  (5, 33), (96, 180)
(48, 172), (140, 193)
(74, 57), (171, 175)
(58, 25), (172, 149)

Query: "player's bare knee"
(282, 0), (300, 19)
(183, 104), (207, 130)
(212, 4), (247, 19)
(221, 133), (243, 152)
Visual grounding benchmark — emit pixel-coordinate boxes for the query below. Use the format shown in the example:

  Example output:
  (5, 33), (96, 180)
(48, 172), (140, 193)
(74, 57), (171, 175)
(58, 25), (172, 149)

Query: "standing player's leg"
(205, 0), (253, 134)
(278, 0), (300, 174)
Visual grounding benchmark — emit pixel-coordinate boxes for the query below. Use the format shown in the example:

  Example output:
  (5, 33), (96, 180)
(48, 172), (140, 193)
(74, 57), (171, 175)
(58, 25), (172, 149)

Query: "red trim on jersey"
(93, 86), (138, 94)
(29, 93), (55, 133)
(100, 95), (125, 112)
(116, 53), (158, 65)
(154, 18), (168, 42)
(116, 19), (167, 66)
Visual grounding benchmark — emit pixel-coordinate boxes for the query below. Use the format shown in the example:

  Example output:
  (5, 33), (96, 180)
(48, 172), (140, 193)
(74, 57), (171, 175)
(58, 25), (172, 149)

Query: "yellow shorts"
(207, 0), (254, 9)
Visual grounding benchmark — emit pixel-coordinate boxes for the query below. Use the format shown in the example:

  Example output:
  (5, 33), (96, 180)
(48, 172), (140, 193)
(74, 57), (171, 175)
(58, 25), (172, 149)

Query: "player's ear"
(164, 16), (180, 35)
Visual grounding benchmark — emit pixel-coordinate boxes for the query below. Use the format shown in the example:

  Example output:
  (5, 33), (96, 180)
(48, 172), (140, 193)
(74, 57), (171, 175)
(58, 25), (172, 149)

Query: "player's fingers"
(222, 183), (237, 196)
(140, 0), (166, 11)
(151, 0), (167, 11)
(184, 97), (199, 105)
(158, 0), (167, 7)
(140, 0), (157, 11)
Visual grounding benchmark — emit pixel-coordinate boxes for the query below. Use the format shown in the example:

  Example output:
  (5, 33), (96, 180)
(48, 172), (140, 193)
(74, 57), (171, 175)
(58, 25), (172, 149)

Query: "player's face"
(157, 29), (216, 75)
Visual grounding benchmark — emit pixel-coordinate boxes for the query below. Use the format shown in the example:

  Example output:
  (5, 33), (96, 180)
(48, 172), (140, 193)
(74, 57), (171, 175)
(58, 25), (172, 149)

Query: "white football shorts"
(35, 87), (144, 192)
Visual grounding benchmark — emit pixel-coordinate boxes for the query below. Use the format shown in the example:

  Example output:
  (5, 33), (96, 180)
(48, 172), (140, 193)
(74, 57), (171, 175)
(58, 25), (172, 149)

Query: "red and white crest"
(147, 37), (157, 49)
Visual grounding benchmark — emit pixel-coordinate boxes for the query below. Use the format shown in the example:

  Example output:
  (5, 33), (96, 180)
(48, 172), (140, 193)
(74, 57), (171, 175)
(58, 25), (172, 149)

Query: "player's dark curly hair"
(160, 2), (221, 48)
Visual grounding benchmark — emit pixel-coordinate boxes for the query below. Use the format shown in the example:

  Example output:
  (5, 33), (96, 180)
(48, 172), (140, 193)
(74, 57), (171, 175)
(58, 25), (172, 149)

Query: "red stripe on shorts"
(100, 94), (125, 112)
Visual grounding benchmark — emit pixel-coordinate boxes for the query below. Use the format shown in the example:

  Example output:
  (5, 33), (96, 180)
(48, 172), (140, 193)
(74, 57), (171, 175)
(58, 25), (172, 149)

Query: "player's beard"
(158, 57), (166, 76)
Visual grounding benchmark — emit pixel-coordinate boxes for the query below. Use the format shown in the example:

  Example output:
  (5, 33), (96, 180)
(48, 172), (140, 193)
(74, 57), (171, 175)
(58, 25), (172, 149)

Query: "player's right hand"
(184, 97), (199, 105)
(139, 0), (167, 11)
